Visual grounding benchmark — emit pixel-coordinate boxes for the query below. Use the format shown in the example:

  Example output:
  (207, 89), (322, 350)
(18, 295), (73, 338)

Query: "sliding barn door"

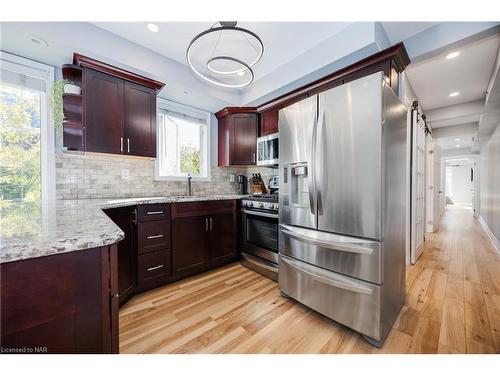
(410, 106), (426, 264)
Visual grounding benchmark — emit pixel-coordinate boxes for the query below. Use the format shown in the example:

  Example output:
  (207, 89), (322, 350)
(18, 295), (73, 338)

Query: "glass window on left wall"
(0, 53), (55, 204)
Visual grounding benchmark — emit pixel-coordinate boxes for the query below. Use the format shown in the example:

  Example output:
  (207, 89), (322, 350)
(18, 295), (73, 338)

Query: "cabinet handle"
(205, 217), (209, 231)
(147, 264), (164, 272)
(127, 138), (130, 153)
(120, 137), (123, 152)
(132, 209), (137, 224)
(110, 293), (119, 299)
(252, 152), (256, 163)
(147, 234), (164, 239)
(209, 217), (213, 231)
(147, 211), (164, 215)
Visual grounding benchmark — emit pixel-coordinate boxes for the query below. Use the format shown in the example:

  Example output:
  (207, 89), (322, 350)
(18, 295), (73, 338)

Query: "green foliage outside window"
(0, 83), (41, 202)
(180, 145), (201, 175)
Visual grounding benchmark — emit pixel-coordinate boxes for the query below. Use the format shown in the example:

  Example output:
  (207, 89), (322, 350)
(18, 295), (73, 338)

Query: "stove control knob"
(270, 204), (276, 209)
(258, 202), (264, 208)
(247, 202), (253, 207)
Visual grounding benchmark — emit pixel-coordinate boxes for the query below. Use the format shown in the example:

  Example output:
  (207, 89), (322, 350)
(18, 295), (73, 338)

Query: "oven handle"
(242, 209), (279, 219)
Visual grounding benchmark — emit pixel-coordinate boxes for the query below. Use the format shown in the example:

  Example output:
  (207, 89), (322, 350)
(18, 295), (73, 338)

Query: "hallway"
(403, 206), (500, 353)
(119, 207), (500, 354)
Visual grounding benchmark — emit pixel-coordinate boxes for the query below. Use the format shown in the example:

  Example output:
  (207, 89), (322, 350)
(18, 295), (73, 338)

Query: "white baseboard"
(479, 215), (500, 254)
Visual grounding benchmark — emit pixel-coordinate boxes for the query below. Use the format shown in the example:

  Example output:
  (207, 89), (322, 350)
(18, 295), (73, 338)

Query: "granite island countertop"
(0, 194), (244, 264)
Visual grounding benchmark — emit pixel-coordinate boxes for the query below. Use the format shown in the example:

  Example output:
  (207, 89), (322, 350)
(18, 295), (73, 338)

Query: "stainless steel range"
(240, 194), (279, 281)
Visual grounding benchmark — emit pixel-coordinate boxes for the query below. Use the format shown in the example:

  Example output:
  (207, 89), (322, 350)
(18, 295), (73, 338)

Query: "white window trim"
(0, 51), (55, 205)
(155, 97), (212, 182)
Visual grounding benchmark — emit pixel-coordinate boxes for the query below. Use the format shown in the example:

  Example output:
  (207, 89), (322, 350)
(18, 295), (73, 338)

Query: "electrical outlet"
(121, 169), (130, 180)
(229, 173), (236, 183)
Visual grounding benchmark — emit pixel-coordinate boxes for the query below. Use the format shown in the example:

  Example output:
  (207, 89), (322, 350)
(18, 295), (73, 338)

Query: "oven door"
(241, 208), (279, 263)
(257, 133), (279, 166)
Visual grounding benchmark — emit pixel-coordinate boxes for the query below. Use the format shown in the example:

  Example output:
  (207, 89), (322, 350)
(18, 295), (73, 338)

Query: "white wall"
(480, 122), (500, 243)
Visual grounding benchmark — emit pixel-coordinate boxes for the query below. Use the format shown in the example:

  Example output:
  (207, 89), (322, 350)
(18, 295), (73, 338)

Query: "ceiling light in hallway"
(446, 51), (460, 59)
(449, 91), (460, 97)
(147, 23), (159, 33)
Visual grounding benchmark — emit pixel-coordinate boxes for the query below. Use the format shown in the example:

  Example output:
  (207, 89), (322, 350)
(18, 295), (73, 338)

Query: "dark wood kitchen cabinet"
(0, 245), (119, 353)
(103, 207), (137, 306)
(124, 81), (157, 157)
(209, 213), (237, 266)
(63, 53), (164, 156)
(172, 216), (210, 278)
(171, 200), (238, 278)
(215, 108), (258, 166)
(85, 69), (125, 154)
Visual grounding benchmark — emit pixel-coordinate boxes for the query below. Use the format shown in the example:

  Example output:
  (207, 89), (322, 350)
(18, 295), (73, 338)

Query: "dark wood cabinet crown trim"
(215, 42), (410, 118)
(256, 42), (409, 113)
(73, 53), (165, 91)
(215, 107), (257, 119)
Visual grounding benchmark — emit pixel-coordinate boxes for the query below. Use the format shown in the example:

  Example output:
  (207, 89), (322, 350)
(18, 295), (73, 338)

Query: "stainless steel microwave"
(256, 133), (279, 166)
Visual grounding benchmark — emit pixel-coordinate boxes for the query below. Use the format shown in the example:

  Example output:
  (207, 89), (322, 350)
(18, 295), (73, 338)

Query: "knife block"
(251, 179), (267, 195)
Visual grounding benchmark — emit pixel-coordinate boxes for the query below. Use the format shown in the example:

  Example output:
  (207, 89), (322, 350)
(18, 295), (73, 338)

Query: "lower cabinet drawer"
(138, 220), (171, 254)
(279, 254), (382, 340)
(137, 250), (171, 284)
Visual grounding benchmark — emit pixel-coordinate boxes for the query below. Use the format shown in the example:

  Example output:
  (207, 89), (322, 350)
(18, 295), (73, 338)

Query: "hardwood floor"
(119, 207), (500, 354)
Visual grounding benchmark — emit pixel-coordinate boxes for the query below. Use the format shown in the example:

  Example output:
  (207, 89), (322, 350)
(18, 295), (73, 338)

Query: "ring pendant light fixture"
(186, 21), (264, 88)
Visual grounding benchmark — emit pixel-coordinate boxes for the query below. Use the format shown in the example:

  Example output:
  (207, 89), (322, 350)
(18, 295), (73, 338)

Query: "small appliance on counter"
(268, 176), (279, 194)
(237, 174), (247, 195)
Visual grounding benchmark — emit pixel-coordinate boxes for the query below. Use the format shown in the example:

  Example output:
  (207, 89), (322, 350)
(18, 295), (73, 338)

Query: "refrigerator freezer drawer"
(279, 225), (382, 284)
(279, 254), (382, 340)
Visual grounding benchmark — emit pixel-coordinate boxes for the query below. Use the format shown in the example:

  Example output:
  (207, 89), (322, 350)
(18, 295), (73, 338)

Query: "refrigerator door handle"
(308, 98), (318, 215)
(280, 255), (373, 295)
(280, 225), (374, 255)
(316, 108), (325, 215)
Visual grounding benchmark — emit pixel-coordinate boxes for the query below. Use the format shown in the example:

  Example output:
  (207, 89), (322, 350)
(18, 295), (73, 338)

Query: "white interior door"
(411, 109), (426, 264)
(425, 137), (442, 233)
(433, 144), (442, 230)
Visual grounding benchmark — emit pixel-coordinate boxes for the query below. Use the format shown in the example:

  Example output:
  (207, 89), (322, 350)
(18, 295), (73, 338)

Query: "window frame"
(155, 97), (212, 182)
(0, 51), (55, 205)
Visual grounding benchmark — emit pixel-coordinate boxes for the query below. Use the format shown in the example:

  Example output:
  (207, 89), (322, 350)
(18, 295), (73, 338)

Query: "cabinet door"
(209, 213), (237, 266)
(260, 109), (279, 136)
(231, 114), (258, 165)
(172, 217), (209, 278)
(124, 81), (157, 157)
(104, 207), (136, 305)
(84, 68), (124, 154)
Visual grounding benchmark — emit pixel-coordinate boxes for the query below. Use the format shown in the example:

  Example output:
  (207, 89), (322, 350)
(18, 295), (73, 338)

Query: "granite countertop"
(0, 194), (243, 264)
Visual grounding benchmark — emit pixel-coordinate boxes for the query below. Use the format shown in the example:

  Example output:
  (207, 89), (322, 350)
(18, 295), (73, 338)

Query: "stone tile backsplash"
(55, 152), (275, 200)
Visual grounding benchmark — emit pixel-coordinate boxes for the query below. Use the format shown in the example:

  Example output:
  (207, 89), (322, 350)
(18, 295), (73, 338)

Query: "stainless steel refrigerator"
(278, 71), (407, 347)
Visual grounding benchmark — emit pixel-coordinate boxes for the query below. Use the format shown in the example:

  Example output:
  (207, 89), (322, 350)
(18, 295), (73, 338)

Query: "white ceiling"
(405, 34), (500, 111)
(436, 134), (475, 151)
(92, 22), (352, 84)
(381, 22), (438, 45)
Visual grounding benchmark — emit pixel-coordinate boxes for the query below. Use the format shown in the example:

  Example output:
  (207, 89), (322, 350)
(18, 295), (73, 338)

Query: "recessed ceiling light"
(456, 144), (461, 147)
(147, 23), (159, 33)
(30, 35), (48, 47)
(446, 51), (460, 59)
(449, 92), (460, 97)
(455, 138), (461, 141)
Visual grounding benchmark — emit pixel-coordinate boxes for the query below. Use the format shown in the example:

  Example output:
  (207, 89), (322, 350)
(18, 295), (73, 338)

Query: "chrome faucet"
(187, 174), (192, 196)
